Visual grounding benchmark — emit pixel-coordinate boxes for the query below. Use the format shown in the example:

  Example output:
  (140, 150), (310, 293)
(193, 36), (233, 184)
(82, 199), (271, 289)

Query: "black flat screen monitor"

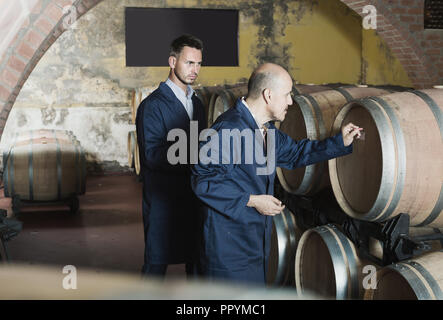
(125, 7), (239, 66)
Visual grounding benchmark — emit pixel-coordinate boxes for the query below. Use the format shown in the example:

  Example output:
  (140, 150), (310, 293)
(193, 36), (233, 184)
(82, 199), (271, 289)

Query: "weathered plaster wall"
(362, 29), (413, 86)
(0, 0), (414, 172)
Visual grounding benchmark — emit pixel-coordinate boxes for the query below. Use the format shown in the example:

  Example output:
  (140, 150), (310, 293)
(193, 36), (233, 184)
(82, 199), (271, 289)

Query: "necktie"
(262, 125), (267, 152)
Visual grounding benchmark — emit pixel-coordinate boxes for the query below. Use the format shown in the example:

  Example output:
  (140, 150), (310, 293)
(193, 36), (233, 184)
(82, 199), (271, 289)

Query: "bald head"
(247, 63), (292, 100)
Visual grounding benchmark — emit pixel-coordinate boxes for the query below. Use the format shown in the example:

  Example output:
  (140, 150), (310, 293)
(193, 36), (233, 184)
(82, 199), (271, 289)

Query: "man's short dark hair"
(247, 70), (274, 100)
(170, 34), (203, 57)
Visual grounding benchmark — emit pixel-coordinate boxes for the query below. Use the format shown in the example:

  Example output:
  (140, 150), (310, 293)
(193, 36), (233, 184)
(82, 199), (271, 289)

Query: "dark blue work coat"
(191, 99), (352, 284)
(135, 82), (206, 266)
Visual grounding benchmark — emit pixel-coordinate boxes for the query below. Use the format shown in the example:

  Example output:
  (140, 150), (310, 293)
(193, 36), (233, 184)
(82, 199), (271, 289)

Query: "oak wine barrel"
(295, 224), (370, 300)
(130, 88), (152, 124)
(3, 136), (86, 201)
(194, 85), (225, 127)
(267, 208), (302, 286)
(329, 89), (443, 227)
(127, 131), (136, 168)
(210, 85), (249, 124)
(292, 84), (332, 95)
(364, 251), (443, 300)
(134, 136), (140, 176)
(276, 86), (390, 196)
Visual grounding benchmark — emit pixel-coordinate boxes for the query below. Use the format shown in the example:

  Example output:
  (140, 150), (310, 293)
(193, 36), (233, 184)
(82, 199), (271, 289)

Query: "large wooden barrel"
(134, 137), (140, 176)
(364, 251), (443, 300)
(276, 86), (390, 196)
(194, 85), (225, 127)
(329, 89), (443, 227)
(267, 208), (302, 286)
(292, 83), (357, 95)
(127, 131), (136, 168)
(3, 136), (86, 201)
(130, 89), (141, 124)
(292, 84), (332, 95)
(130, 88), (151, 124)
(210, 85), (248, 124)
(295, 224), (370, 299)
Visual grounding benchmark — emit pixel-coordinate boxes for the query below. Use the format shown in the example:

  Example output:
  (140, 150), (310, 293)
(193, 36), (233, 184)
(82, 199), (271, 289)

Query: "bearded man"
(136, 34), (207, 277)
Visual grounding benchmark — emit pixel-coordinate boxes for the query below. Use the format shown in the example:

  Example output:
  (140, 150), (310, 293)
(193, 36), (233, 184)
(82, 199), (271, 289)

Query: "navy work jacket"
(191, 99), (352, 284)
(135, 82), (206, 265)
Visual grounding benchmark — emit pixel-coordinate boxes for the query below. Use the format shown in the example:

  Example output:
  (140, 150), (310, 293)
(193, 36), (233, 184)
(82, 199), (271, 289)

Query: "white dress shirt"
(241, 97), (266, 137)
(165, 78), (194, 120)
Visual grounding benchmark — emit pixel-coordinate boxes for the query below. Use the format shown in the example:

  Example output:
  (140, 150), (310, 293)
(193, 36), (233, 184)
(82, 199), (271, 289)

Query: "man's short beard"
(174, 68), (194, 86)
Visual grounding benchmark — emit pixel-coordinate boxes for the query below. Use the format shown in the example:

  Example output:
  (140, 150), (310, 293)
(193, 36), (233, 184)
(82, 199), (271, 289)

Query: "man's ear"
(168, 56), (176, 69)
(263, 88), (272, 104)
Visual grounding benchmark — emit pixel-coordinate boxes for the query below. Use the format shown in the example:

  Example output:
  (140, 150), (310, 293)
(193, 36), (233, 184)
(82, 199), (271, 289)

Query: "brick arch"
(341, 0), (438, 88)
(0, 0), (104, 138)
(0, 0), (437, 140)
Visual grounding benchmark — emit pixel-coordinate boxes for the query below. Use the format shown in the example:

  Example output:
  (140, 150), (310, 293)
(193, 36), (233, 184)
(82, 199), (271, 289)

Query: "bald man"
(191, 63), (362, 284)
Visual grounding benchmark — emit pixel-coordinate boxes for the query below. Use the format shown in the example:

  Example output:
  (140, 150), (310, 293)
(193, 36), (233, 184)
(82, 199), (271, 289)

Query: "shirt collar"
(165, 78), (194, 99)
(241, 97), (265, 130)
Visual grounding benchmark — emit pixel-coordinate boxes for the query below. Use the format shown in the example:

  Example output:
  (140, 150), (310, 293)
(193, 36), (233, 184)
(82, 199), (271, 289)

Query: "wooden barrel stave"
(211, 85), (249, 124)
(267, 210), (290, 286)
(4, 137), (86, 201)
(127, 131), (136, 168)
(131, 88), (151, 124)
(134, 137), (140, 176)
(276, 87), (390, 196)
(194, 85), (225, 127)
(365, 251), (443, 300)
(295, 224), (367, 300)
(329, 89), (443, 227)
(368, 227), (443, 261)
(267, 208), (302, 286)
(14, 129), (77, 143)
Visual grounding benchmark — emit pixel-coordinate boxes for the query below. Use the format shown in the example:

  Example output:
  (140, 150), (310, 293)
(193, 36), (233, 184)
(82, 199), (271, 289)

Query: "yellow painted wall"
(15, 0), (413, 105)
(161, 0), (412, 88)
(170, 0), (366, 86)
(282, 0), (362, 84)
(362, 29), (413, 87)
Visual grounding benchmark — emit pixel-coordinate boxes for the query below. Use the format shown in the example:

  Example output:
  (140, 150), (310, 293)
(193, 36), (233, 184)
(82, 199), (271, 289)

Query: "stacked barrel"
(267, 208), (302, 287)
(276, 86), (391, 195)
(129, 83), (442, 299)
(128, 88), (152, 176)
(329, 89), (443, 227)
(328, 88), (443, 300)
(273, 83), (443, 299)
(3, 129), (86, 214)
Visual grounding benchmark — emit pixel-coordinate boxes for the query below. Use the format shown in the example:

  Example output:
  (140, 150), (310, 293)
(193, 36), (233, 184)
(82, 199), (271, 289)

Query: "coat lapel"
(158, 82), (191, 122)
(234, 99), (272, 191)
(234, 99), (259, 132)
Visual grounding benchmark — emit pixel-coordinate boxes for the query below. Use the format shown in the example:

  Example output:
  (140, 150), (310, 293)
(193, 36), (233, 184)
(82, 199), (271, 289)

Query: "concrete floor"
(0, 174), (186, 278)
